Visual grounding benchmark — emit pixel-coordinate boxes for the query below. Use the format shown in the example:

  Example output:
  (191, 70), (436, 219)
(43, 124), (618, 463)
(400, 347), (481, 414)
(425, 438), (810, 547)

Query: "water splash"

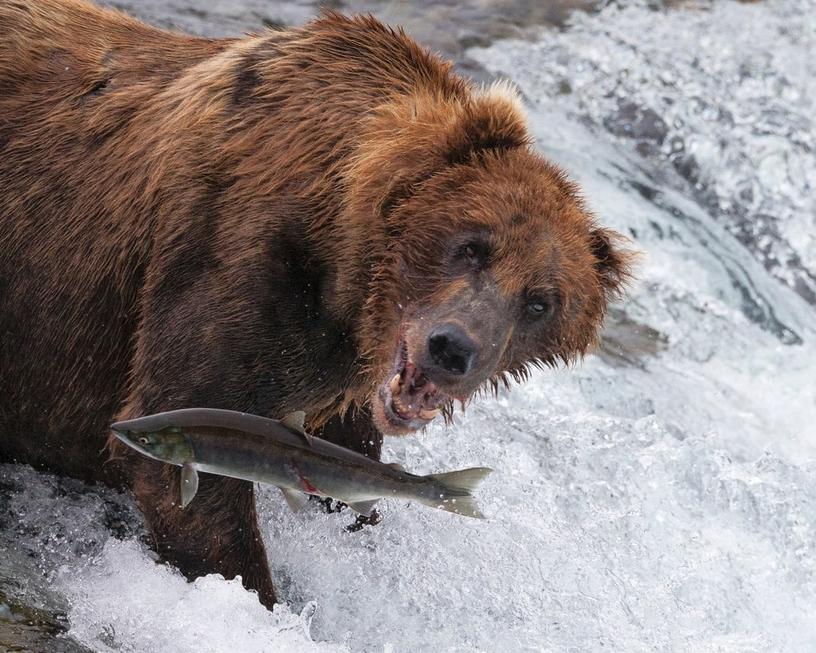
(472, 0), (816, 308)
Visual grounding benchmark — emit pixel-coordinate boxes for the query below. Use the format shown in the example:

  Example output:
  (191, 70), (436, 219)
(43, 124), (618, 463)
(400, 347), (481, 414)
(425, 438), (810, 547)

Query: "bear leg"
(126, 452), (277, 608)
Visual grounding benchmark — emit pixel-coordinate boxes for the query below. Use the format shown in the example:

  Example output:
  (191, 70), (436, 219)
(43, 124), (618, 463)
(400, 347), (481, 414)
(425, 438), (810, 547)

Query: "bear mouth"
(379, 339), (447, 430)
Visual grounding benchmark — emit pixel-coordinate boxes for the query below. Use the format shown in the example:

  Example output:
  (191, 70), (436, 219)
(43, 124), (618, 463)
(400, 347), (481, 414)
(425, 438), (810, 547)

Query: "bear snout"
(427, 323), (479, 378)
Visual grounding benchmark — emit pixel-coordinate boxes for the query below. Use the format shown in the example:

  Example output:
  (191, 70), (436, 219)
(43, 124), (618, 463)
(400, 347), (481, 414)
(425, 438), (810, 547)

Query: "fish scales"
(111, 408), (491, 518)
(185, 425), (421, 502)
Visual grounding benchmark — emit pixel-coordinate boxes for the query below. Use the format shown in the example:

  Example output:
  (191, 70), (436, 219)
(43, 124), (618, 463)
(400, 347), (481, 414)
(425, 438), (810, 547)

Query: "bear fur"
(0, 0), (631, 608)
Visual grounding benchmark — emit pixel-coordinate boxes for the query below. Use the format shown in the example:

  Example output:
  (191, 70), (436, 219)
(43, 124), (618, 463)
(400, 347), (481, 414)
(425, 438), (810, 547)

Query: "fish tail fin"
(425, 467), (492, 519)
(429, 467), (493, 492)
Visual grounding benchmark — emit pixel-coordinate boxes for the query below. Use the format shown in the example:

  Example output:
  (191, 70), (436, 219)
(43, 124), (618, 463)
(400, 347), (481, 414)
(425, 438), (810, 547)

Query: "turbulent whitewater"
(1, 1), (815, 651)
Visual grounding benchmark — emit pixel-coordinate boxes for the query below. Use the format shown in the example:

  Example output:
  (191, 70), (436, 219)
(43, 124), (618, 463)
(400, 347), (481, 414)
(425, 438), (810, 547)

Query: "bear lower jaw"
(387, 363), (443, 422)
(376, 342), (447, 433)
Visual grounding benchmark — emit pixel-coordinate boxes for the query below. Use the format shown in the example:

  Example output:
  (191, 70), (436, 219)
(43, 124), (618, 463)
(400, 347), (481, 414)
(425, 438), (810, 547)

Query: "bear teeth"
(385, 353), (444, 423)
(393, 397), (411, 417)
(389, 373), (401, 394)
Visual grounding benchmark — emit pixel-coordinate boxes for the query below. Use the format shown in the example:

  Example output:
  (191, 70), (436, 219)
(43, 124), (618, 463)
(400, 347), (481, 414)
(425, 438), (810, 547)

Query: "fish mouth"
(108, 428), (154, 460)
(110, 429), (129, 446)
(376, 338), (448, 434)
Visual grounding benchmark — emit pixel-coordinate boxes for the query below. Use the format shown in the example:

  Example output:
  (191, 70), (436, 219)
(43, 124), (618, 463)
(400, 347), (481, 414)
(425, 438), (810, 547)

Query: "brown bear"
(0, 0), (631, 608)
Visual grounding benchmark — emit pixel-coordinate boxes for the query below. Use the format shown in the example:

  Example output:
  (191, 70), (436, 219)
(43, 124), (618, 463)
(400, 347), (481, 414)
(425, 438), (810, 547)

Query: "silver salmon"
(110, 408), (491, 519)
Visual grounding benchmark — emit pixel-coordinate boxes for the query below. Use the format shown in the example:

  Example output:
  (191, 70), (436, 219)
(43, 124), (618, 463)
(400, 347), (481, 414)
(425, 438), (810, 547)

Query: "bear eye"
(456, 241), (489, 268)
(526, 298), (551, 318)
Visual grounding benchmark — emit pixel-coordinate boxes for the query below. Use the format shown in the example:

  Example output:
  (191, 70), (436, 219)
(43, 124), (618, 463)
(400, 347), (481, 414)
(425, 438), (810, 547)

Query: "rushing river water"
(2, 1), (815, 651)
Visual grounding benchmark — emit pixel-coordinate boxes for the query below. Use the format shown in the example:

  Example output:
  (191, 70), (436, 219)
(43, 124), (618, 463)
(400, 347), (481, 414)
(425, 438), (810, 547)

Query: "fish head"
(111, 426), (193, 464)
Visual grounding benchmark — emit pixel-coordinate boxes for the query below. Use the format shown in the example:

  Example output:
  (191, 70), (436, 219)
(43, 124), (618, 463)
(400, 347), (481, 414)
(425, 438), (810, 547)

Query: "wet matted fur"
(0, 0), (631, 607)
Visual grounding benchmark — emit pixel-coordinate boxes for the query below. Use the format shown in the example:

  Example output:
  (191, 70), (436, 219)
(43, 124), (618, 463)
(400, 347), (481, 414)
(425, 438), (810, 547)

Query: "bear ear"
(445, 81), (532, 165)
(346, 82), (531, 220)
(589, 227), (634, 298)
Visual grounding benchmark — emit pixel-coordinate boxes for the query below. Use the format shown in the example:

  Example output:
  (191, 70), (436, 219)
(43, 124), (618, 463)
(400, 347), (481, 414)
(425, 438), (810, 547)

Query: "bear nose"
(427, 324), (478, 377)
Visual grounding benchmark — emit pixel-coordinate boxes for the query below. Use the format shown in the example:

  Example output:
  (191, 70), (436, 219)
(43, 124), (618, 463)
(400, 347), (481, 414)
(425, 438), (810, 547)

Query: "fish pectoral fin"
(281, 410), (314, 446)
(180, 463), (199, 509)
(280, 487), (309, 513)
(347, 499), (378, 517)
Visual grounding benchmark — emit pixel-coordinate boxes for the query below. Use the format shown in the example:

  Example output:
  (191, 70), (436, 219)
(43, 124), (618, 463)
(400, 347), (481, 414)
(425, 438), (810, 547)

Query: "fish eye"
(137, 436), (150, 445)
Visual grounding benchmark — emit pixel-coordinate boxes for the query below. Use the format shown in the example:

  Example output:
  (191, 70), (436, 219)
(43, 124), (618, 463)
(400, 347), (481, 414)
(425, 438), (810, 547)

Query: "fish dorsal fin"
(281, 411), (313, 446)
(348, 499), (378, 517)
(280, 487), (309, 513)
(180, 463), (199, 509)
